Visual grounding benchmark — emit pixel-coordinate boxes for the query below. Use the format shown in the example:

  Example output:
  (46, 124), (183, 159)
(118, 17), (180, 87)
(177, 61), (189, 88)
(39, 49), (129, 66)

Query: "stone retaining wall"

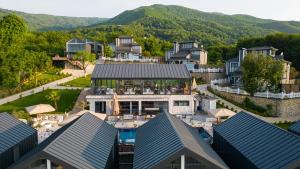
(191, 72), (225, 83)
(214, 90), (300, 117)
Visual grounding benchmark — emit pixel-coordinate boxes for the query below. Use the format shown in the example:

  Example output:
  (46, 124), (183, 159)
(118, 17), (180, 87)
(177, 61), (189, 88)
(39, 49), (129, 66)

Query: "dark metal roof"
(288, 121), (300, 136)
(133, 111), (228, 169)
(91, 64), (191, 80)
(214, 112), (300, 169)
(0, 112), (36, 154)
(247, 46), (278, 51)
(10, 113), (118, 169)
(226, 57), (239, 63)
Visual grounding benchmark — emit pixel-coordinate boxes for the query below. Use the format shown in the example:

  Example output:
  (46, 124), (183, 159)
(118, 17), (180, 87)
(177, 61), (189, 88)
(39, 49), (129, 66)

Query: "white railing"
(210, 84), (300, 99)
(210, 78), (229, 85)
(102, 57), (158, 63)
(191, 68), (224, 73)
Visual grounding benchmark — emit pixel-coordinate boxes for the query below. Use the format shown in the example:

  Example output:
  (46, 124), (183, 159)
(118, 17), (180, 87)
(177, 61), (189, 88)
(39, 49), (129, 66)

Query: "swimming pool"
(198, 128), (212, 143)
(119, 129), (136, 144)
(118, 128), (211, 144)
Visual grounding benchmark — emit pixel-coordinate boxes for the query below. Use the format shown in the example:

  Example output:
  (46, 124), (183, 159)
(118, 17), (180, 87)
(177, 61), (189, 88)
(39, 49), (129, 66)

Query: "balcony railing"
(93, 87), (190, 95)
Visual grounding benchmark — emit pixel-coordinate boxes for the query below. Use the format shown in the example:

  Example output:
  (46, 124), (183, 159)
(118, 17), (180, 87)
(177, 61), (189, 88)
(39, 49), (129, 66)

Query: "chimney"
(116, 38), (120, 48)
(239, 48), (247, 65)
(173, 41), (179, 53)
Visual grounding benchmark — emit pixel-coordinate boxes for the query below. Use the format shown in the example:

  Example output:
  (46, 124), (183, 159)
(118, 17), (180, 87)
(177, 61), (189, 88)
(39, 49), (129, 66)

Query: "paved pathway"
(69, 89), (91, 114)
(0, 65), (94, 105)
(198, 85), (300, 123)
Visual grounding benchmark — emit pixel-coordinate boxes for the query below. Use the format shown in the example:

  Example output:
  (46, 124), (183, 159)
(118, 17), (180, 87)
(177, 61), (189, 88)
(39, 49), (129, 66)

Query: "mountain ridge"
(0, 8), (108, 31)
(92, 4), (300, 44)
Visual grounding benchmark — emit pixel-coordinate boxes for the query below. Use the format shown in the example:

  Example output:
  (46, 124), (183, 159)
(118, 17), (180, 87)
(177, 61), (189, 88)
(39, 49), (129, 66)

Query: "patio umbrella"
(210, 108), (235, 118)
(112, 94), (120, 116)
(192, 78), (197, 90)
(25, 104), (55, 115)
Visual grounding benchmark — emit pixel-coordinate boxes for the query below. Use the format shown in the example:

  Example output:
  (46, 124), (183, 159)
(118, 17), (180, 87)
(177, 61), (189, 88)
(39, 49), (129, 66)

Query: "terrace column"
(181, 155), (185, 169)
(46, 159), (51, 169)
(130, 101), (133, 114)
(89, 100), (95, 112)
(138, 101), (142, 115)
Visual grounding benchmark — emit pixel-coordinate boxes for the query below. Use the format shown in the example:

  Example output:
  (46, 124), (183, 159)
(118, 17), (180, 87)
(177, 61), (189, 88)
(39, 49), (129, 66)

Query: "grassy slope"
(0, 89), (81, 113)
(0, 8), (108, 31)
(62, 75), (91, 87)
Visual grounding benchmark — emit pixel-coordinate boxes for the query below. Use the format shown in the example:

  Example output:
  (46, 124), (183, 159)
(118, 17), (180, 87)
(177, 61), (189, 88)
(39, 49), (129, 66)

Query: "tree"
(0, 14), (27, 49)
(142, 51), (151, 57)
(46, 91), (60, 110)
(242, 54), (284, 95)
(104, 45), (114, 58)
(11, 110), (30, 120)
(73, 51), (96, 76)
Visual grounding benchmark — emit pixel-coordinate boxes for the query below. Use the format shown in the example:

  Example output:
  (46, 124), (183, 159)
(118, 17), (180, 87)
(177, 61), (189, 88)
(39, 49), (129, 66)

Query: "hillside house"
(115, 36), (142, 60)
(165, 41), (208, 71)
(65, 39), (104, 59)
(225, 46), (291, 87)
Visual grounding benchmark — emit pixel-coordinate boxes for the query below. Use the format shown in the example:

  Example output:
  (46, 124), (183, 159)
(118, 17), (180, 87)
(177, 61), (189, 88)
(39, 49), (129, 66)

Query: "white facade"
(86, 94), (196, 115)
(201, 98), (217, 113)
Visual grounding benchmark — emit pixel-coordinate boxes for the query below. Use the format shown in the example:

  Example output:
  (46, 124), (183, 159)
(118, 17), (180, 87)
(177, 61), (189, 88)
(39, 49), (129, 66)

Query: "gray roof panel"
(214, 112), (300, 169)
(0, 113), (36, 154)
(288, 121), (300, 136)
(91, 64), (191, 80)
(133, 112), (228, 169)
(10, 113), (118, 169)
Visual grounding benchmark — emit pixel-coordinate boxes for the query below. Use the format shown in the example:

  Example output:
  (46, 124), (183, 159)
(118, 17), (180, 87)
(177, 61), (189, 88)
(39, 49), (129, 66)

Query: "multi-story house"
(86, 64), (197, 116)
(115, 36), (142, 60)
(65, 38), (104, 59)
(165, 41), (208, 70)
(225, 46), (291, 86)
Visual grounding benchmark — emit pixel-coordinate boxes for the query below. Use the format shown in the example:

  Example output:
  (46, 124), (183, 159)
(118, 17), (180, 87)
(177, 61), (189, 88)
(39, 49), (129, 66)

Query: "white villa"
(114, 36), (142, 60)
(165, 41), (208, 71)
(86, 64), (198, 116)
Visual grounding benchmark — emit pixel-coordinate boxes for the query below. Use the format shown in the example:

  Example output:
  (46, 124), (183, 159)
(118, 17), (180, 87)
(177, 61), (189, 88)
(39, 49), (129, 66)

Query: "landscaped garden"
(0, 68), (71, 98)
(0, 89), (81, 119)
(274, 121), (295, 130)
(208, 87), (274, 117)
(61, 75), (91, 87)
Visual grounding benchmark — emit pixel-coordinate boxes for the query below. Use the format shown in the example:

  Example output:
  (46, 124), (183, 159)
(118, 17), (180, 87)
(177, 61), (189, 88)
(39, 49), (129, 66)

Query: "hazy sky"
(0, 0), (299, 21)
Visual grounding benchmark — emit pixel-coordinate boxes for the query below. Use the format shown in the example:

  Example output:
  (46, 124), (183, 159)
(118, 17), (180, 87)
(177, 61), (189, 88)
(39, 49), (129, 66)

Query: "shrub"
(243, 97), (266, 113)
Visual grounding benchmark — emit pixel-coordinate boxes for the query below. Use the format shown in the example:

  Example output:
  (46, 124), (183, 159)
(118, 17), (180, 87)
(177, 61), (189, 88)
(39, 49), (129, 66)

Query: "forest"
(1, 11), (300, 93)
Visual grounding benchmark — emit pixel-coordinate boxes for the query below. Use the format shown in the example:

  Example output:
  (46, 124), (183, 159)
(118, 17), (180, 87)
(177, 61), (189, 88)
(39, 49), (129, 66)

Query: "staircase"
(67, 59), (84, 70)
(52, 56), (84, 70)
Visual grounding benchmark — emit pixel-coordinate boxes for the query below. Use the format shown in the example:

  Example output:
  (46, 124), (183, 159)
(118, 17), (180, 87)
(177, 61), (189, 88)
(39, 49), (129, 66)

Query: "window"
(95, 102), (106, 113)
(230, 62), (239, 72)
(174, 101), (189, 106)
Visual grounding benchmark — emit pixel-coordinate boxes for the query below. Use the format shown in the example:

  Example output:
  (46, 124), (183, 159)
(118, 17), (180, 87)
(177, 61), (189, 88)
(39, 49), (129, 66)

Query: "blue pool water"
(198, 128), (212, 143)
(119, 129), (136, 144)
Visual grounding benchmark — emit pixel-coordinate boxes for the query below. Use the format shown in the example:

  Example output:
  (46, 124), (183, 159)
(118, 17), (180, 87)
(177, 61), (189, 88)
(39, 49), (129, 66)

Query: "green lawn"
(62, 75), (91, 87)
(0, 68), (70, 98)
(0, 89), (81, 116)
(274, 121), (295, 130)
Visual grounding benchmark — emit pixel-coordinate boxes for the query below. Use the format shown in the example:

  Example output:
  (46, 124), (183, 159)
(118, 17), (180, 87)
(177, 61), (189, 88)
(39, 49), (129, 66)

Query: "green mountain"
(96, 4), (300, 44)
(0, 8), (107, 31)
